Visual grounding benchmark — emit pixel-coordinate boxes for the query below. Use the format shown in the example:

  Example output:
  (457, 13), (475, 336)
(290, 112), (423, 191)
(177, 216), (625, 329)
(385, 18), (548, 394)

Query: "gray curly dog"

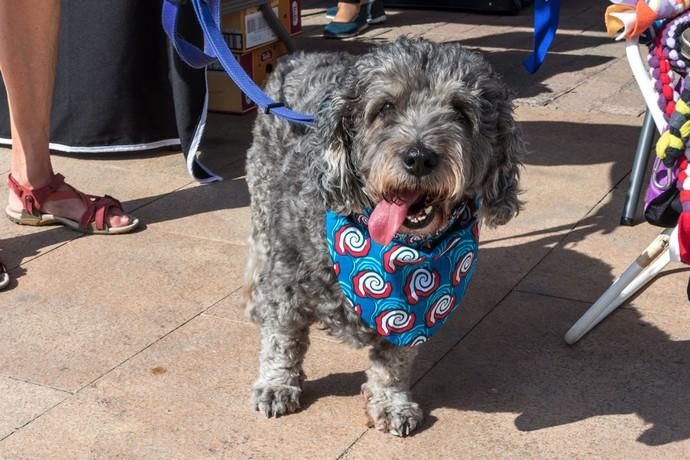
(244, 37), (525, 437)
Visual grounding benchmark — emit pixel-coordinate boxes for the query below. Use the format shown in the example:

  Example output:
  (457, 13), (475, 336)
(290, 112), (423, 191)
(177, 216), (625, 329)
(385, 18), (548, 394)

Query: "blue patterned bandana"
(326, 199), (480, 347)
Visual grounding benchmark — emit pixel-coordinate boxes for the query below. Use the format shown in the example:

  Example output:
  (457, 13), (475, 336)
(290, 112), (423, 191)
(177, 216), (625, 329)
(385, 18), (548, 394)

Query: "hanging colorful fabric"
(643, 11), (690, 226)
(605, 0), (690, 40)
(652, 71), (690, 264)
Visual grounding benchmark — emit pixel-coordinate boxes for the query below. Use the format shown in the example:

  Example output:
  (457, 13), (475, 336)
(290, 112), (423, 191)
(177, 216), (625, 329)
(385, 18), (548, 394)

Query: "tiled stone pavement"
(3, 0), (690, 458)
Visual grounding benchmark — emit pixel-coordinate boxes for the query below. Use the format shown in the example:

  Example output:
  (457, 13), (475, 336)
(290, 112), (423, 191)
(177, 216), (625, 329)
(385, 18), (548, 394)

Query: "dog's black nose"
(402, 146), (439, 177)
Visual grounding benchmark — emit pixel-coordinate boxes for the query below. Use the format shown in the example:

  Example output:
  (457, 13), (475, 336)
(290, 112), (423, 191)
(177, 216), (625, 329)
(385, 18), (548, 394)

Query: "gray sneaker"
(325, 0), (386, 24)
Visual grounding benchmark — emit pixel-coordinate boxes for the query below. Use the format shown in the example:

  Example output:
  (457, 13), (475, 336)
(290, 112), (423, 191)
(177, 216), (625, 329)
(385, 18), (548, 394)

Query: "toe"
(110, 214), (132, 228)
(107, 208), (134, 229)
(252, 382), (302, 418)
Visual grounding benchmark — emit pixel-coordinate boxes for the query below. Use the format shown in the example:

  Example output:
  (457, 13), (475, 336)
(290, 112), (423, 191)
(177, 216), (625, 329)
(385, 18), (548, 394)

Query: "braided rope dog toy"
(656, 84), (690, 165)
(655, 11), (690, 161)
(655, 17), (690, 262)
(647, 11), (690, 119)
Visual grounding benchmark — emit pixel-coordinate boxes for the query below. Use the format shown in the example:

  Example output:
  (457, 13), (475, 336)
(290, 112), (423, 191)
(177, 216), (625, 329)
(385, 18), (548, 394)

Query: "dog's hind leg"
(362, 342), (423, 437)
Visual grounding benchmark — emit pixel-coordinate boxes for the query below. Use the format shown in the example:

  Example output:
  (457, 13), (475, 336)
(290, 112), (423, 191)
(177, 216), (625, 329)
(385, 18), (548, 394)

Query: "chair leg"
(564, 228), (672, 345)
(621, 110), (656, 226)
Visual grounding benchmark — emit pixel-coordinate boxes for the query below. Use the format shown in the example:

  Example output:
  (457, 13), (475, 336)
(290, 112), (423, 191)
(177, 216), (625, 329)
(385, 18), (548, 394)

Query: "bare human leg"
(0, 0), (134, 230)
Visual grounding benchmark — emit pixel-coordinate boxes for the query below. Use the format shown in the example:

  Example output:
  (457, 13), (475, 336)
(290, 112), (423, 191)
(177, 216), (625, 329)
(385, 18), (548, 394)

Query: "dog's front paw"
(363, 386), (423, 437)
(368, 400), (423, 437)
(252, 380), (302, 417)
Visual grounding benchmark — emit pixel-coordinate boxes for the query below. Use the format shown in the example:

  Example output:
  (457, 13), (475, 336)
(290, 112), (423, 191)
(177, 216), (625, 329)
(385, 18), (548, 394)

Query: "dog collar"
(326, 198), (480, 347)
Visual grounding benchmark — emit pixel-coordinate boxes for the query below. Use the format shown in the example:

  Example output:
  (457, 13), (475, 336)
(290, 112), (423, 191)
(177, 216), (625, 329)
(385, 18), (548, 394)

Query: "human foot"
(324, 2), (370, 38)
(325, 0), (386, 24)
(332, 2), (360, 22)
(6, 173), (138, 234)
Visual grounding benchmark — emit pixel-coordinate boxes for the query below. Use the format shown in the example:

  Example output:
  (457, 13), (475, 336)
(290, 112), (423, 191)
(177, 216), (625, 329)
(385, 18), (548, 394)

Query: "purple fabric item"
(645, 158), (677, 208)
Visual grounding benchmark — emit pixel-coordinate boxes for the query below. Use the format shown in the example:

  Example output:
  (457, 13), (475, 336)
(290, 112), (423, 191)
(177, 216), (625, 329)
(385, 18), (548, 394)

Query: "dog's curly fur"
(245, 37), (525, 436)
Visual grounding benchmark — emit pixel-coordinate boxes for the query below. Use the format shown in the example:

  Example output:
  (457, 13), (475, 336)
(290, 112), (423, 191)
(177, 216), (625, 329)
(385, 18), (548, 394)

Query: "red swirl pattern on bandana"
(375, 309), (416, 336)
(404, 267), (440, 304)
(353, 270), (393, 298)
(452, 252), (475, 286)
(383, 245), (426, 273)
(335, 225), (371, 257)
(425, 294), (456, 327)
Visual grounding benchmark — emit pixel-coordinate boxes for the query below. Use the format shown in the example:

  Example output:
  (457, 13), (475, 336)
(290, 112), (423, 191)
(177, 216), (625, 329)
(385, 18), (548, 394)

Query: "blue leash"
(163, 0), (557, 121)
(523, 0), (560, 74)
(162, 0), (316, 126)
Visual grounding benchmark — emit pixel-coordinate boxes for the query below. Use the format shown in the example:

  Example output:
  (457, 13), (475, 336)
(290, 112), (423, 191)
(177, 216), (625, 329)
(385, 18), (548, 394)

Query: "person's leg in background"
(0, 0), (137, 229)
(332, 0), (362, 23)
(0, 0), (137, 289)
(324, 0), (386, 38)
(325, 0), (387, 24)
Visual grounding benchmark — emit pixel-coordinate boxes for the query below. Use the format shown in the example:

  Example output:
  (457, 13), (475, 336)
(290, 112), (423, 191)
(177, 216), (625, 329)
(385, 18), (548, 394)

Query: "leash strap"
(523, 0), (561, 74)
(162, 0), (316, 126)
(162, 0), (217, 68)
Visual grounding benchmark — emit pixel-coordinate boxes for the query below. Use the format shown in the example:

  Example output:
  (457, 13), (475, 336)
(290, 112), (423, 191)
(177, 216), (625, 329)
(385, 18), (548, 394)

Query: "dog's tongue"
(368, 192), (421, 246)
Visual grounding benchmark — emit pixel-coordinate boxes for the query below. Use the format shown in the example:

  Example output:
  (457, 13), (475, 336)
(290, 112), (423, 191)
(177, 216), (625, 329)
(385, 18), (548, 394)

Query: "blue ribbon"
(523, 0), (561, 74)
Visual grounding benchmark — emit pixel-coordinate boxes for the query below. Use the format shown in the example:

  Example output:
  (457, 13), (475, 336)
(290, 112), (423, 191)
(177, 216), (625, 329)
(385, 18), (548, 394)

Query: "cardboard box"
(207, 40), (289, 114)
(278, 0), (302, 36)
(220, 0), (280, 52)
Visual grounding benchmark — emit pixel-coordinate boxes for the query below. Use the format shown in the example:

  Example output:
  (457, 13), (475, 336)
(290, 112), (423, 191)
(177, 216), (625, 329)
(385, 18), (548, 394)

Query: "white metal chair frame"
(564, 37), (679, 345)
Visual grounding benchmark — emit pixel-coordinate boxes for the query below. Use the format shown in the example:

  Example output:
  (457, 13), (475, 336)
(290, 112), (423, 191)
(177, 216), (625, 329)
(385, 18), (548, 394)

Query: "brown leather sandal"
(5, 173), (139, 235)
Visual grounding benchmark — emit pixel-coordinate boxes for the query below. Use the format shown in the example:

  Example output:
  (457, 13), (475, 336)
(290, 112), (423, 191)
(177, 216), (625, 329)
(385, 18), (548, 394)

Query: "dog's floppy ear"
(479, 78), (526, 227)
(316, 90), (367, 213)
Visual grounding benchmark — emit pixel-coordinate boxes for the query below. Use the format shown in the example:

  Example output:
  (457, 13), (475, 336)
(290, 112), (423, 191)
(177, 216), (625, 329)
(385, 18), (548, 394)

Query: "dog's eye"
(377, 101), (395, 117)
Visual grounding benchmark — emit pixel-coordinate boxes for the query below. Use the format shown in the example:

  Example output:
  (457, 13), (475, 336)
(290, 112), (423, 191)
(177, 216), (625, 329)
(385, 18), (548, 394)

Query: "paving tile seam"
(56, 158), (194, 179)
(404, 169), (632, 396)
(579, 23), (613, 36)
(439, 22), (482, 38)
(301, 8), (326, 18)
(200, 311), (252, 327)
(480, 231), (571, 248)
(127, 179), (196, 213)
(10, 179), (195, 270)
(72, 287), (244, 392)
(199, 311), (344, 344)
(514, 55), (632, 109)
(11, 238), (79, 270)
(3, 376), (73, 395)
(10, 157), (250, 266)
(0, 395), (69, 444)
(545, 58), (626, 105)
(521, 75), (611, 108)
(459, 25), (607, 36)
(336, 428), (370, 460)
(512, 288), (591, 306)
(153, 229), (249, 247)
(473, 47), (612, 57)
(564, 107), (645, 118)
(0, 287), (243, 445)
(515, 104), (644, 121)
